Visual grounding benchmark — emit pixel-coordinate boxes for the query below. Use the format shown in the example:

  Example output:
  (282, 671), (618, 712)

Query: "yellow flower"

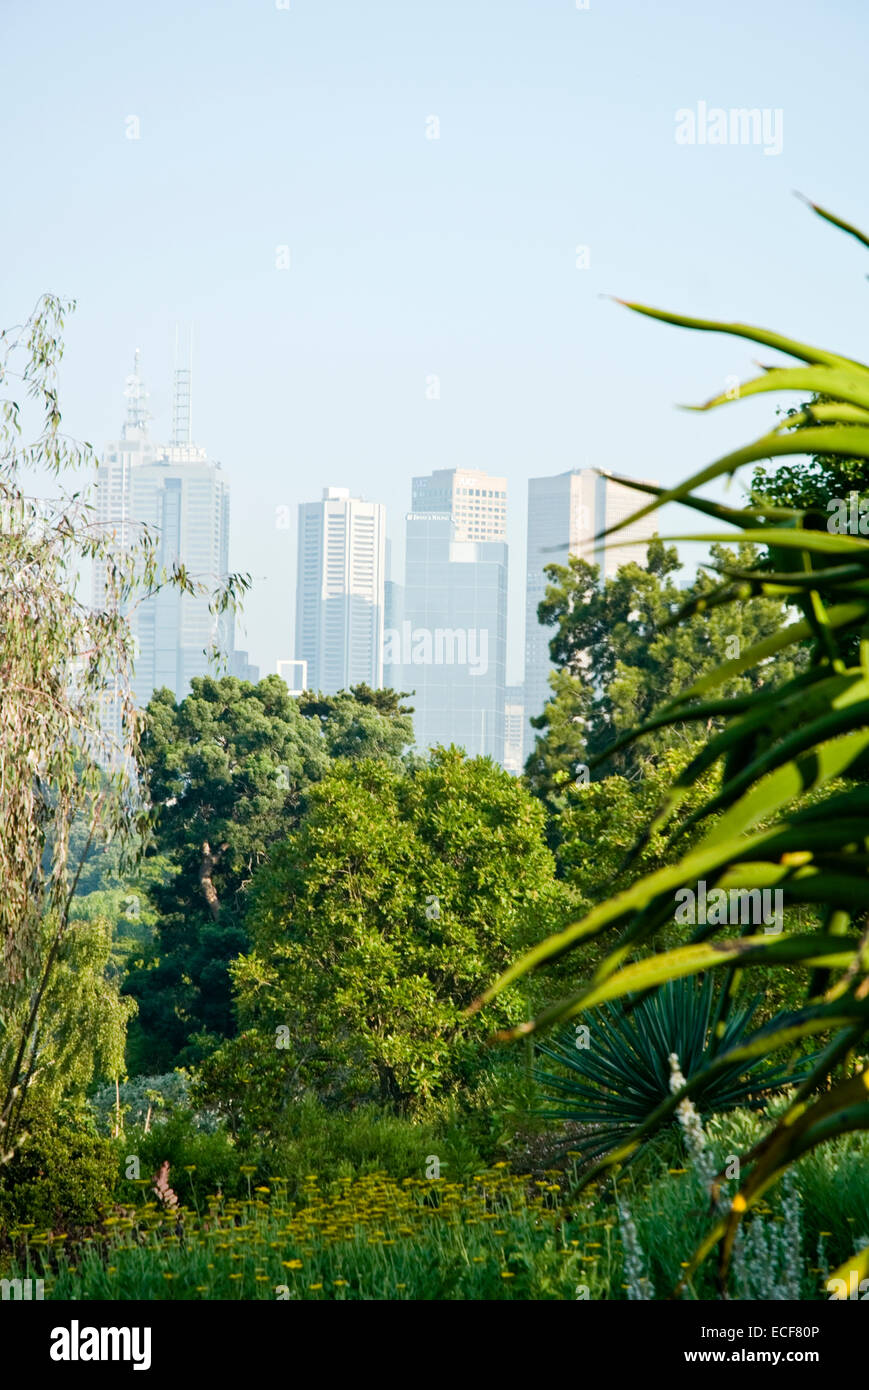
(308, 1283), (323, 1291)
(282, 1259), (303, 1269)
(163, 1273), (174, 1280)
(333, 1279), (348, 1287)
(500, 1271), (515, 1279)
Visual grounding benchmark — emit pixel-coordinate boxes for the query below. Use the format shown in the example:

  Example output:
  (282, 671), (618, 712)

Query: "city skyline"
(7, 0), (864, 691)
(94, 358), (664, 729)
(94, 383), (665, 772)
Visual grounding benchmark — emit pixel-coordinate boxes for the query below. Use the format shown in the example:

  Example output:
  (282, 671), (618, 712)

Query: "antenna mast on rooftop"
(122, 348), (150, 438)
(171, 324), (193, 447)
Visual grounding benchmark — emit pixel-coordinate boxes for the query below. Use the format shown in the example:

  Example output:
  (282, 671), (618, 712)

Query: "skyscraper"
(230, 650), (261, 683)
(412, 467), (507, 542)
(93, 353), (233, 716)
(295, 487), (386, 695)
(91, 351), (154, 614)
(392, 465), (508, 764)
(523, 468), (659, 762)
(127, 445), (231, 708)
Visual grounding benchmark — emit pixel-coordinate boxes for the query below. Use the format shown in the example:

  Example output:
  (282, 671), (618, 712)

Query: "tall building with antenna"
(92, 350), (154, 610)
(93, 341), (235, 717)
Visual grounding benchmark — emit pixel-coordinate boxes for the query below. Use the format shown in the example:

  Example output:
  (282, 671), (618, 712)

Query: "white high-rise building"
(93, 353), (233, 719)
(523, 468), (658, 764)
(127, 446), (230, 708)
(92, 352), (155, 612)
(295, 487), (386, 695)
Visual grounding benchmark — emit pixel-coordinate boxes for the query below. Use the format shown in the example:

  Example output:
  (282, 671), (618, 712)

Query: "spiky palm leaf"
(472, 195), (869, 1292)
(535, 977), (811, 1163)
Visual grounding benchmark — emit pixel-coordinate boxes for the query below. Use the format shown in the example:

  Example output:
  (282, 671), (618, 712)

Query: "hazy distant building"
(93, 353), (233, 721)
(295, 487), (386, 695)
(128, 445), (231, 708)
(503, 684), (525, 775)
(230, 650), (260, 683)
(524, 468), (658, 763)
(398, 467), (509, 763)
(383, 537), (403, 687)
(392, 510), (507, 764)
(92, 352), (156, 614)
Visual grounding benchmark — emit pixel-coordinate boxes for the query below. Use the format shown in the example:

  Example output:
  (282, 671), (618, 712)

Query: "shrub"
(113, 1112), (242, 1206)
(266, 1096), (445, 1193)
(0, 1112), (116, 1233)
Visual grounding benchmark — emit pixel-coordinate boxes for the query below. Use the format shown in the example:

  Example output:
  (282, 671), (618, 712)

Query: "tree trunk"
(199, 840), (227, 920)
(376, 1060), (408, 1113)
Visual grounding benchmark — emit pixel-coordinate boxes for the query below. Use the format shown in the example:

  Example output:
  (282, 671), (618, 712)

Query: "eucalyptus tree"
(0, 295), (247, 1159)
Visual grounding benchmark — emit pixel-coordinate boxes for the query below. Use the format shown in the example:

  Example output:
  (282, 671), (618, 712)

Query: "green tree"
(297, 682), (414, 761)
(525, 539), (801, 810)
(203, 750), (572, 1122)
(125, 676), (416, 1071)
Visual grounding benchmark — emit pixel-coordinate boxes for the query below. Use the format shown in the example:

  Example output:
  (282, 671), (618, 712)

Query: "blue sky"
(2, 0), (867, 680)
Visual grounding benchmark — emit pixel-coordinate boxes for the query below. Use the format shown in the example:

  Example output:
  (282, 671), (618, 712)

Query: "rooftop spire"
(171, 324), (193, 447)
(122, 348), (150, 438)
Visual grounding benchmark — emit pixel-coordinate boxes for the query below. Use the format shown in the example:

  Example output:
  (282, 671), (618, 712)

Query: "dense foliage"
(216, 751), (572, 1115)
(125, 677), (415, 1070)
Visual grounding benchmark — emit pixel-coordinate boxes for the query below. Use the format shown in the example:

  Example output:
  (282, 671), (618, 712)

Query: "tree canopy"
(124, 676), (418, 1071)
(200, 750), (573, 1121)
